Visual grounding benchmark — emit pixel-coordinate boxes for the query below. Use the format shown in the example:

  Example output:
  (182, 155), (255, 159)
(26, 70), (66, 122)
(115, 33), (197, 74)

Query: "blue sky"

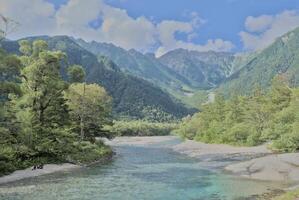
(1, 0), (299, 56)
(106, 0), (299, 51)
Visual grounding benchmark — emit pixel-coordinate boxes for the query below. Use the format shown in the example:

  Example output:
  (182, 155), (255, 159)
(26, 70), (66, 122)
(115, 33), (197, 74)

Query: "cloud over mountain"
(0, 0), (234, 55)
(240, 10), (299, 51)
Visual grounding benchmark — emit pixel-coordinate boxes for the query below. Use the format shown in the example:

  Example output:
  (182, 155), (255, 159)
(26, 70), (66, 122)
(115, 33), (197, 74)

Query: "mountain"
(4, 25), (296, 116)
(159, 49), (236, 89)
(218, 27), (299, 96)
(75, 39), (248, 108)
(1, 36), (193, 121)
(75, 39), (192, 94)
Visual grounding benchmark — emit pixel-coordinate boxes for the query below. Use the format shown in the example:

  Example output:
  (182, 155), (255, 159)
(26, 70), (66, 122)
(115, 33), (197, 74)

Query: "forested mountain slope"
(3, 27), (298, 116)
(75, 39), (244, 107)
(75, 39), (192, 93)
(1, 36), (193, 121)
(218, 27), (299, 96)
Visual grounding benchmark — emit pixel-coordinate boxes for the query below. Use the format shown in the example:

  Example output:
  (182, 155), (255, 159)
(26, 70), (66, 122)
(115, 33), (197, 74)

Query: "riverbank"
(0, 164), (80, 185)
(0, 141), (114, 185)
(171, 139), (299, 184)
(172, 139), (271, 158)
(2, 136), (299, 198)
(171, 138), (299, 200)
(225, 153), (299, 182)
(0, 137), (169, 185)
(0, 154), (115, 185)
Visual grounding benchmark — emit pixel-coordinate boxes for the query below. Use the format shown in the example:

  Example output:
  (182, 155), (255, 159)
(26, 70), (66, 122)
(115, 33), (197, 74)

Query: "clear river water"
(0, 137), (284, 200)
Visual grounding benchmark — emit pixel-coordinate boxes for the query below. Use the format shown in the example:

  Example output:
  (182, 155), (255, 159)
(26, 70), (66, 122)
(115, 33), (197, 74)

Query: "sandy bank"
(172, 139), (271, 158)
(225, 153), (299, 182)
(172, 139), (299, 183)
(0, 164), (79, 185)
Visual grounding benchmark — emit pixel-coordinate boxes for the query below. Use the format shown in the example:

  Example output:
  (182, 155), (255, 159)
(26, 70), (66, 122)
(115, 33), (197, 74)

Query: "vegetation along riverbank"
(0, 40), (114, 176)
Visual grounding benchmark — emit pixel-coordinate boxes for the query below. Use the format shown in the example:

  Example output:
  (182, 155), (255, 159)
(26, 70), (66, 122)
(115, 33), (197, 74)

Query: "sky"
(0, 0), (299, 56)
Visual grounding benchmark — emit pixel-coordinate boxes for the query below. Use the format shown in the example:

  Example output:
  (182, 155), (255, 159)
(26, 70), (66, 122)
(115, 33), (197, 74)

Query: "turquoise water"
(0, 138), (283, 200)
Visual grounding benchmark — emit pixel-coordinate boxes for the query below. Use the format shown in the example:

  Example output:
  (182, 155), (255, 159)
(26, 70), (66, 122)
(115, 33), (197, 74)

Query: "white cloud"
(0, 0), (56, 38)
(156, 39), (235, 57)
(156, 19), (234, 57)
(245, 15), (273, 33)
(240, 10), (299, 50)
(0, 0), (235, 54)
(98, 5), (157, 51)
(54, 0), (102, 40)
(56, 0), (103, 27)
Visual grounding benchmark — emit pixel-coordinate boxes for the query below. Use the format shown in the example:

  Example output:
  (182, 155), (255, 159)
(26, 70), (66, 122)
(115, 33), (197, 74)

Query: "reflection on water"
(0, 138), (284, 200)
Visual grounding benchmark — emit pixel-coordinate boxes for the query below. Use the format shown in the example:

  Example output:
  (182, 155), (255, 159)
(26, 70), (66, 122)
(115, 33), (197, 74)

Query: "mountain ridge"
(3, 26), (299, 113)
(75, 38), (243, 106)
(75, 39), (193, 94)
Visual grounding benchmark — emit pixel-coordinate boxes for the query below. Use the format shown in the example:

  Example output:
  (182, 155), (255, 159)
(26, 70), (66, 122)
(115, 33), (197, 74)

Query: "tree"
(64, 83), (112, 142)
(0, 48), (22, 135)
(0, 39), (114, 175)
(67, 65), (85, 83)
(271, 88), (299, 152)
(0, 49), (21, 100)
(17, 40), (71, 160)
(0, 49), (22, 162)
(270, 75), (292, 111)
(244, 86), (271, 143)
(226, 95), (246, 123)
(0, 40), (22, 175)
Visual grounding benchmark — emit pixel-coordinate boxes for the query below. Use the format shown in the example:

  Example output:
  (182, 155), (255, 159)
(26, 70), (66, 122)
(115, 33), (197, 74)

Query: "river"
(0, 137), (283, 200)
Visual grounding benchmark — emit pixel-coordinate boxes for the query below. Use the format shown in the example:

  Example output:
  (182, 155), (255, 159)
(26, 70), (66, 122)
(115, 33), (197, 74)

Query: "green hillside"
(75, 39), (243, 108)
(75, 39), (193, 94)
(1, 36), (193, 121)
(218, 27), (299, 96)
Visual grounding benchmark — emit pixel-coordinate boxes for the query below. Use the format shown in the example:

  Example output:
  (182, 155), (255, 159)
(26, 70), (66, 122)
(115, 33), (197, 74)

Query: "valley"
(1, 2), (299, 199)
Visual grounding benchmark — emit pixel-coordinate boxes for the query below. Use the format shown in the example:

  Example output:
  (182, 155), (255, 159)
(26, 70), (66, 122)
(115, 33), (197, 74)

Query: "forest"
(0, 40), (114, 176)
(176, 76), (299, 152)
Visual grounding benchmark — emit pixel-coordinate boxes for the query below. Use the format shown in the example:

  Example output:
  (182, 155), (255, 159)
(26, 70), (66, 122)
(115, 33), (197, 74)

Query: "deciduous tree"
(64, 83), (112, 142)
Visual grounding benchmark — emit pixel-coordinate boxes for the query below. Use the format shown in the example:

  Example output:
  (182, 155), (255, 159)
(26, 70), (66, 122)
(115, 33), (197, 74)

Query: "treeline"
(0, 40), (114, 176)
(176, 76), (299, 152)
(106, 120), (178, 136)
